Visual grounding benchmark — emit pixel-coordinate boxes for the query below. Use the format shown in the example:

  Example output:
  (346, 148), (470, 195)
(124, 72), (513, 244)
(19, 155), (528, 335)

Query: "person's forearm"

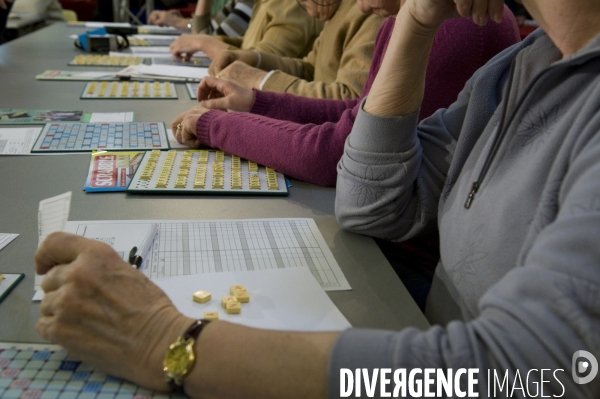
(195, 0), (211, 16)
(364, 7), (440, 117)
(196, 109), (353, 186)
(184, 321), (338, 399)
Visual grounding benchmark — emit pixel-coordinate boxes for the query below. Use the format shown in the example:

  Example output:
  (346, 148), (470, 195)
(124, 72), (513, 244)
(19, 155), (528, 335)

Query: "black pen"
(128, 224), (158, 269)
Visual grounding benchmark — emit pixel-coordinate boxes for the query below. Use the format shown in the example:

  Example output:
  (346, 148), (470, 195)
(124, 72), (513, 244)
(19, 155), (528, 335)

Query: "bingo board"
(81, 81), (177, 99)
(0, 342), (186, 399)
(127, 150), (289, 196)
(31, 122), (169, 152)
(68, 55), (146, 67)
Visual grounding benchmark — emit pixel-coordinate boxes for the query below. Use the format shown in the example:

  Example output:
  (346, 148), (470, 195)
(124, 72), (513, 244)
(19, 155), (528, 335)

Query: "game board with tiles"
(31, 123), (169, 152)
(0, 342), (186, 399)
(81, 82), (177, 99)
(68, 55), (146, 67)
(127, 150), (289, 195)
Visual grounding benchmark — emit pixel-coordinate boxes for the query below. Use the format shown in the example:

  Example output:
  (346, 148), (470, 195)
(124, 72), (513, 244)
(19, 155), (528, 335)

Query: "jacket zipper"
(463, 59), (556, 209)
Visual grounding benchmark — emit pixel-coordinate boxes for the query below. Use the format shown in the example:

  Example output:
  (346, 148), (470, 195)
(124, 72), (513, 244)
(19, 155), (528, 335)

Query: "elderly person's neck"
(525, 0), (600, 58)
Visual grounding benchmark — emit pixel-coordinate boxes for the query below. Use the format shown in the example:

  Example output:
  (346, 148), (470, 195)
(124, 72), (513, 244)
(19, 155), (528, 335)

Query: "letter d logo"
(572, 350), (598, 385)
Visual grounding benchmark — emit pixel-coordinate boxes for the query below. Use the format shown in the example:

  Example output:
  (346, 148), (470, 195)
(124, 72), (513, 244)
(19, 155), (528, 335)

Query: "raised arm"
(335, 2), (516, 240)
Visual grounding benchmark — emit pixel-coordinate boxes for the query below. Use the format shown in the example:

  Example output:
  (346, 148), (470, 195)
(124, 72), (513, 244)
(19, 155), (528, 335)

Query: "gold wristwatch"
(163, 319), (210, 392)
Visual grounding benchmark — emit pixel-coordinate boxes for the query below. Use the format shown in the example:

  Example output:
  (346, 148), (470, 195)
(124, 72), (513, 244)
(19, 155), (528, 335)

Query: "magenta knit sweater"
(196, 9), (520, 186)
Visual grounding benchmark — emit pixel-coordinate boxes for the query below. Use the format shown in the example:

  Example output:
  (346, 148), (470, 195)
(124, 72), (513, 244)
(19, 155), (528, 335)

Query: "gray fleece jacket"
(332, 29), (600, 398)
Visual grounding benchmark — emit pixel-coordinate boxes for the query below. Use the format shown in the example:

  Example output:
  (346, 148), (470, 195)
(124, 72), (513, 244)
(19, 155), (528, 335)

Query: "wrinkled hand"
(148, 9), (182, 27)
(209, 50), (259, 76)
(405, 0), (504, 29)
(171, 105), (213, 148)
(214, 61), (267, 90)
(35, 233), (192, 392)
(170, 34), (229, 61)
(197, 76), (255, 112)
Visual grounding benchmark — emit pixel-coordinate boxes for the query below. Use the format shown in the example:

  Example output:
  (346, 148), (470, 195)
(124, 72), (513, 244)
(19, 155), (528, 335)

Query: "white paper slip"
(0, 127), (42, 155)
(34, 192), (72, 299)
(116, 64), (204, 82)
(155, 268), (351, 331)
(0, 233), (19, 251)
(38, 192), (72, 245)
(138, 64), (210, 80)
(89, 112), (134, 123)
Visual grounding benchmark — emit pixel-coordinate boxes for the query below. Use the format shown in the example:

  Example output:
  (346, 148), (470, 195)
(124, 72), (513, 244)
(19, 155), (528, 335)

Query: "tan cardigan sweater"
(219, 0), (323, 58)
(259, 0), (383, 100)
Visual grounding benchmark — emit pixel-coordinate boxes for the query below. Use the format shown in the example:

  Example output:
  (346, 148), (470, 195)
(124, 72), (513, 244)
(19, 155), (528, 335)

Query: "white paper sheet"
(0, 127), (42, 154)
(34, 218), (351, 301)
(64, 219), (350, 289)
(155, 268), (351, 331)
(89, 112), (134, 123)
(138, 64), (209, 80)
(68, 222), (157, 263)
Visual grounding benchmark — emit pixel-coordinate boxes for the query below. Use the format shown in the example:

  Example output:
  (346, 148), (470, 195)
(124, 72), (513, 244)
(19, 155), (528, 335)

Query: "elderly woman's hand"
(170, 34), (229, 61)
(213, 61), (267, 90)
(171, 105), (213, 148)
(208, 50), (259, 76)
(197, 76), (255, 112)
(35, 232), (193, 392)
(148, 9), (184, 27)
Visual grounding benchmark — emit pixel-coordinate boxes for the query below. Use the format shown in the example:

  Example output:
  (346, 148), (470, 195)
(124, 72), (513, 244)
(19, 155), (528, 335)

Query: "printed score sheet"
(61, 218), (350, 291)
(33, 218), (352, 330)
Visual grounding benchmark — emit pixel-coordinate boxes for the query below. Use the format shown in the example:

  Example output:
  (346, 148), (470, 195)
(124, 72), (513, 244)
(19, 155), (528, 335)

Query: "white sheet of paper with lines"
(64, 218), (351, 291)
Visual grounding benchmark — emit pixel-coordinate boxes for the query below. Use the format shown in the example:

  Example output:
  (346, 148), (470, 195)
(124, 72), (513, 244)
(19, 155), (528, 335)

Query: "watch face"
(164, 340), (194, 378)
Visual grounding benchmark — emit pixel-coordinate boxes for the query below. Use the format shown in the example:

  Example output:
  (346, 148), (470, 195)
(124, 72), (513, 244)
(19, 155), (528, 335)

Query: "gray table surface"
(0, 23), (429, 343)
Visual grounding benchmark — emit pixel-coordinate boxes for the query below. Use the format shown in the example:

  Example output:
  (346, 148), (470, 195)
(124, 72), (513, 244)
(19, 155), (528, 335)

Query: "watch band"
(165, 319), (210, 392)
(183, 319), (207, 341)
